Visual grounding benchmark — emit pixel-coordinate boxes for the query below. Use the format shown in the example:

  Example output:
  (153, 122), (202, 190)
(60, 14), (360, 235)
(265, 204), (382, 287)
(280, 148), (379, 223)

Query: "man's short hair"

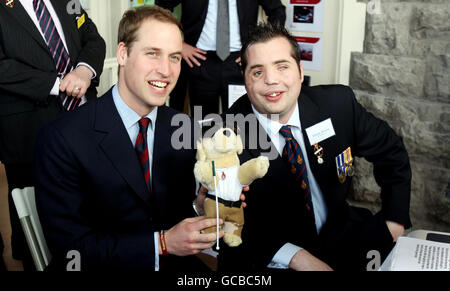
(118, 6), (183, 52)
(240, 23), (301, 72)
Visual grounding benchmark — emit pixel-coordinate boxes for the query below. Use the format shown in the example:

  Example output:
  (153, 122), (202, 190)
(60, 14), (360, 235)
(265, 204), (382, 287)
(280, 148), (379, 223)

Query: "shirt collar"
(251, 102), (302, 137)
(112, 84), (158, 131)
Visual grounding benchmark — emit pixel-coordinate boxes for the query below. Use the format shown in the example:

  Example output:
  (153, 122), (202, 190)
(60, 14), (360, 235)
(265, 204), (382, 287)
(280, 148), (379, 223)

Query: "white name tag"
(305, 118), (336, 145)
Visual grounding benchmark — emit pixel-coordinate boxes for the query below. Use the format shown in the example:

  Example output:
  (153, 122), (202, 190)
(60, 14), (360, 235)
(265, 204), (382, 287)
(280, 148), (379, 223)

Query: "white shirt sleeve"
(267, 243), (302, 269)
(50, 77), (60, 96)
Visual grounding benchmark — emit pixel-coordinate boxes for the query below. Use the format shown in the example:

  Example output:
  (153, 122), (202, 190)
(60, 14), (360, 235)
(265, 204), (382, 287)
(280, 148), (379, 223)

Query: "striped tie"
(280, 125), (315, 225)
(33, 0), (81, 111)
(135, 118), (152, 193)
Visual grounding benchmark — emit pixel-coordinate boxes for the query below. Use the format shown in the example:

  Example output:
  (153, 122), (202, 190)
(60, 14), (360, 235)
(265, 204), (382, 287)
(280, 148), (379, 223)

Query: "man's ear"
(117, 42), (128, 67)
(299, 61), (304, 83)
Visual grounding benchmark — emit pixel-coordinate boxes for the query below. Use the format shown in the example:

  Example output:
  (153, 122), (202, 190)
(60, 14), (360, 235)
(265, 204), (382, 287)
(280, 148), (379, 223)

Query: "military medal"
(313, 143), (324, 164)
(346, 163), (354, 176)
(6, 0), (14, 8)
(336, 159), (346, 184)
(343, 147), (354, 176)
(335, 147), (354, 183)
(338, 171), (346, 183)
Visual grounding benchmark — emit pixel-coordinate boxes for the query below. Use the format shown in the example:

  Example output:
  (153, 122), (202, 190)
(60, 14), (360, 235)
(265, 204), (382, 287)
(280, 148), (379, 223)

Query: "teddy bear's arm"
(238, 156), (270, 186)
(194, 161), (216, 190)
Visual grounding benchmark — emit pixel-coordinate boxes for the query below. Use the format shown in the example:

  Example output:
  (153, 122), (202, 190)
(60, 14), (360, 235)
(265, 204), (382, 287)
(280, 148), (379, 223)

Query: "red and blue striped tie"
(280, 125), (315, 225)
(33, 0), (80, 111)
(135, 118), (152, 193)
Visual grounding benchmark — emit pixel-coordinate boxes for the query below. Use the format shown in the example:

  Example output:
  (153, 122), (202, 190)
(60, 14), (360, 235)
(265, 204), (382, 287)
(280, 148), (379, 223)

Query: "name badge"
(77, 13), (86, 29)
(305, 118), (335, 145)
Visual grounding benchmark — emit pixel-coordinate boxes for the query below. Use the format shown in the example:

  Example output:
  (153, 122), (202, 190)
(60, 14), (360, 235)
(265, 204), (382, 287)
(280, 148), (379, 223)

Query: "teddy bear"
(194, 127), (269, 247)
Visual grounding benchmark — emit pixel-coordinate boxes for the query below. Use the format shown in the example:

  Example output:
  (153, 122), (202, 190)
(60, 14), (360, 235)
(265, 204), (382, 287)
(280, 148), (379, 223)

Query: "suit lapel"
(150, 106), (172, 210)
(1, 0), (50, 53)
(94, 90), (151, 209)
(199, 0), (210, 28)
(236, 0), (243, 24)
(298, 89), (337, 190)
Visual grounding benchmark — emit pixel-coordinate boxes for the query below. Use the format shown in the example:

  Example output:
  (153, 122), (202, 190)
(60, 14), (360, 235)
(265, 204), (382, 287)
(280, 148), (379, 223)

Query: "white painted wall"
(335, 0), (366, 85)
(84, 0), (129, 95)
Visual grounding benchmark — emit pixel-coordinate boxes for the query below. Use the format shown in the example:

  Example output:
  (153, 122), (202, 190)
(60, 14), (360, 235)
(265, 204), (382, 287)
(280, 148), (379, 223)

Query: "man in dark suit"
(0, 0), (105, 270)
(34, 6), (222, 271)
(220, 23), (411, 271)
(156, 0), (286, 117)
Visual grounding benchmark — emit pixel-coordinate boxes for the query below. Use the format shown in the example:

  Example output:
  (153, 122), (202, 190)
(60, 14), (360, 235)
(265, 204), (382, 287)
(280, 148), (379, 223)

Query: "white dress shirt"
(251, 103), (328, 269)
(19, 0), (96, 96)
(112, 85), (160, 271)
(196, 0), (242, 52)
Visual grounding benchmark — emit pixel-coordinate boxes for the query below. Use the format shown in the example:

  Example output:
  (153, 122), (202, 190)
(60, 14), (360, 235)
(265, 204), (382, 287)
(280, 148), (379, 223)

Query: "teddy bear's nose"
(223, 130), (231, 137)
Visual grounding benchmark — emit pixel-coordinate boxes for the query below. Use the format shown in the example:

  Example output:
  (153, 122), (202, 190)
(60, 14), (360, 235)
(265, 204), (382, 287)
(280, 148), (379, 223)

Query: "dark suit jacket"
(220, 85), (412, 270)
(34, 88), (199, 271)
(0, 0), (105, 164)
(156, 0), (286, 47)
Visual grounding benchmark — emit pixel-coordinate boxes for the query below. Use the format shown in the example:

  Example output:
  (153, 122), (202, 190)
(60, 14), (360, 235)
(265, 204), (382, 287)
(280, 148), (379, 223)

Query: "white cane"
(211, 161), (220, 250)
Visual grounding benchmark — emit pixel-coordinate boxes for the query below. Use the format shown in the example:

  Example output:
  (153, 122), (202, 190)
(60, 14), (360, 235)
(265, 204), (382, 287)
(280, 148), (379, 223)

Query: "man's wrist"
(268, 243), (302, 269)
(76, 63), (95, 79)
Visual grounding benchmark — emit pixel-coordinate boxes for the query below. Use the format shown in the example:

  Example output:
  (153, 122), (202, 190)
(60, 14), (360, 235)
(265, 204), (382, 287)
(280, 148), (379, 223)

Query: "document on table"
(389, 236), (450, 271)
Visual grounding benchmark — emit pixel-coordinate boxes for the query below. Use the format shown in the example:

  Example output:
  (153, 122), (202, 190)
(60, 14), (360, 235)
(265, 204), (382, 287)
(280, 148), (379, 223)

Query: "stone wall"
(349, 0), (450, 232)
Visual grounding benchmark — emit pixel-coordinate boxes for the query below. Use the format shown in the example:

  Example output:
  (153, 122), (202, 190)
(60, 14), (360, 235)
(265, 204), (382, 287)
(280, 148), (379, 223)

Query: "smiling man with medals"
(222, 23), (412, 271)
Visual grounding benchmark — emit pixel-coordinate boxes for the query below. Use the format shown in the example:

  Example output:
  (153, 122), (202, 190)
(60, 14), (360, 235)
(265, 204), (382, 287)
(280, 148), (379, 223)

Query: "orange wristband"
(159, 230), (168, 255)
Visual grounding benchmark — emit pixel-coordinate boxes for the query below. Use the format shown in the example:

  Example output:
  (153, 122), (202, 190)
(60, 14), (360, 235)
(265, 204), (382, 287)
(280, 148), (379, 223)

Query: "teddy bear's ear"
(236, 135), (243, 155)
(196, 140), (206, 161)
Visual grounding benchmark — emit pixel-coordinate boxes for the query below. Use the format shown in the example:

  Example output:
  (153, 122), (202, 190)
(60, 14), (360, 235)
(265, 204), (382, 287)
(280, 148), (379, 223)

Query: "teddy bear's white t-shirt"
(208, 165), (244, 202)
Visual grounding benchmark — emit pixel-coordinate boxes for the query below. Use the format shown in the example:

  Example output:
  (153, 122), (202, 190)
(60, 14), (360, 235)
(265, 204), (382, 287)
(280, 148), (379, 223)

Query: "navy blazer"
(34, 88), (198, 271)
(220, 85), (411, 270)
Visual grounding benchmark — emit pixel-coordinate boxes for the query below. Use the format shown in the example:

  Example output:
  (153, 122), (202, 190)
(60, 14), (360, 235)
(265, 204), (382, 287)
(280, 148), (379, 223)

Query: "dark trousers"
(187, 51), (244, 118)
(316, 207), (395, 271)
(5, 163), (36, 271)
(218, 206), (395, 271)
